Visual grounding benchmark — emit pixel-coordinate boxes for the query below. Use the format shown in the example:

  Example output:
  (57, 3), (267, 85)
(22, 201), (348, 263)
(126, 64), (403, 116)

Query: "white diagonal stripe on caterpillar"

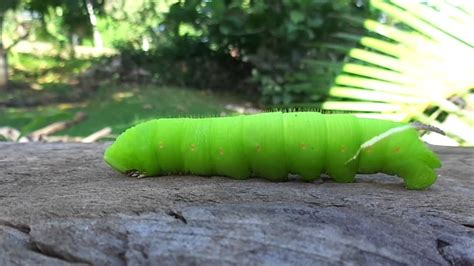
(345, 125), (412, 165)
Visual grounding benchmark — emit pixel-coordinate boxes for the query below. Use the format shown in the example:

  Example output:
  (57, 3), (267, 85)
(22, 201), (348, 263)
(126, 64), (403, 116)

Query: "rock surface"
(0, 143), (473, 265)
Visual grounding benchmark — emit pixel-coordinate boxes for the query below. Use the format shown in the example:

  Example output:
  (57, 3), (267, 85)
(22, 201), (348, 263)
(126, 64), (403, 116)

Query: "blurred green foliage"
(22, 0), (104, 45)
(0, 0), (19, 13)
(3, 0), (369, 103)
(121, 0), (369, 104)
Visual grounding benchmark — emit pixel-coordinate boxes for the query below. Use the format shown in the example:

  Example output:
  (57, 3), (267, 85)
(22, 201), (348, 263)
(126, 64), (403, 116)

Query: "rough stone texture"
(0, 143), (473, 265)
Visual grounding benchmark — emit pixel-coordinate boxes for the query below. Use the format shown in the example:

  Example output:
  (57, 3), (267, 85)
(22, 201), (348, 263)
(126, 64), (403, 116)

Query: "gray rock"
(0, 143), (473, 265)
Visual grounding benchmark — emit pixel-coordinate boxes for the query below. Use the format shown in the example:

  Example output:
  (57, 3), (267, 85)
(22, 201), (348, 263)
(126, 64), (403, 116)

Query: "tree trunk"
(85, 0), (103, 49)
(0, 14), (9, 90)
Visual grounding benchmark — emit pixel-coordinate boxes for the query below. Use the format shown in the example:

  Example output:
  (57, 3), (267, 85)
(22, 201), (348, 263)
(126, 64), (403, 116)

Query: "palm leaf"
(322, 0), (474, 146)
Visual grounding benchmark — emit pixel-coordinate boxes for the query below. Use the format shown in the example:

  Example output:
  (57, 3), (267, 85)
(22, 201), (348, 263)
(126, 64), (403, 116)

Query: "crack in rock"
(437, 238), (457, 266)
(166, 209), (188, 224)
(461, 224), (474, 229)
(0, 222), (84, 265)
(117, 231), (130, 265)
(0, 220), (31, 234)
(29, 241), (90, 265)
(436, 238), (474, 266)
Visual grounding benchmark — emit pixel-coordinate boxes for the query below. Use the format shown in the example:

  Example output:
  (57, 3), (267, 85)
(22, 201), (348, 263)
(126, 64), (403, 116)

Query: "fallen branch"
(21, 129), (112, 143)
(0, 127), (21, 142)
(39, 136), (84, 143)
(82, 127), (112, 143)
(28, 112), (87, 141)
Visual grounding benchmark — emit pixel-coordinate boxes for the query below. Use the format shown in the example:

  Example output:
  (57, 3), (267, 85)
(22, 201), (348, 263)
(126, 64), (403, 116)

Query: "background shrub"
(120, 0), (369, 104)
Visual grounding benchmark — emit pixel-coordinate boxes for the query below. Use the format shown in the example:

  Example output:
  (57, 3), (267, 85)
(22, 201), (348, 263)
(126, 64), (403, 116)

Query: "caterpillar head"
(104, 121), (160, 178)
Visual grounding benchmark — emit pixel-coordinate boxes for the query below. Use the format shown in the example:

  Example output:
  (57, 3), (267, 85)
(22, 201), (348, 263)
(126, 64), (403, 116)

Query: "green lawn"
(0, 53), (252, 139)
(1, 85), (248, 137)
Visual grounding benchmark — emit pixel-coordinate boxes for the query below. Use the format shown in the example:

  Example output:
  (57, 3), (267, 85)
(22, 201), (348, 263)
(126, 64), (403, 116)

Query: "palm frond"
(322, 0), (474, 146)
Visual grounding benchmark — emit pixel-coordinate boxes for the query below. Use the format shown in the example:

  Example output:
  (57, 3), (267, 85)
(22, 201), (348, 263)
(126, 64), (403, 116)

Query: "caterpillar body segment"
(104, 112), (441, 189)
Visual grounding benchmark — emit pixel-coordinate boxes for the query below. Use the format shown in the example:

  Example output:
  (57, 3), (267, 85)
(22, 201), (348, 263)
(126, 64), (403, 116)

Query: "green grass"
(1, 53), (250, 139)
(0, 84), (247, 138)
(68, 84), (245, 136)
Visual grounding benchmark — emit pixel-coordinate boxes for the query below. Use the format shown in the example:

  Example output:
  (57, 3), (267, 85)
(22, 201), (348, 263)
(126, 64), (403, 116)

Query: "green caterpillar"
(104, 112), (442, 190)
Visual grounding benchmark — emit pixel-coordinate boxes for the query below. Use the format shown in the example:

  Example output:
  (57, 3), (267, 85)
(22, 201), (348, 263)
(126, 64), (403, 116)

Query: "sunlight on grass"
(1, 52), (249, 140)
(0, 84), (247, 138)
(61, 85), (247, 136)
(57, 102), (89, 110)
(112, 92), (135, 101)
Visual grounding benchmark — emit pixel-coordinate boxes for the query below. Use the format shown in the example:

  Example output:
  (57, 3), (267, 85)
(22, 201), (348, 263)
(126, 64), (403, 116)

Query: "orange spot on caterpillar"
(219, 147), (224, 155)
(159, 141), (165, 149)
(255, 144), (261, 152)
(340, 145), (347, 153)
(190, 144), (196, 151)
(394, 146), (401, 153)
(300, 143), (308, 150)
